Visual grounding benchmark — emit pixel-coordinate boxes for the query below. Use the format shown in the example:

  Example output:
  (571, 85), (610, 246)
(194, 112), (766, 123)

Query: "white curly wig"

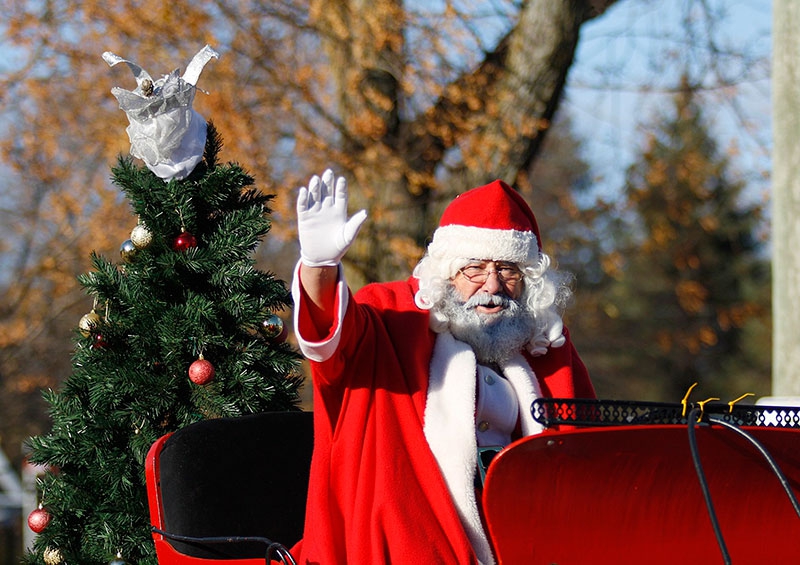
(411, 179), (573, 356)
(412, 251), (572, 356)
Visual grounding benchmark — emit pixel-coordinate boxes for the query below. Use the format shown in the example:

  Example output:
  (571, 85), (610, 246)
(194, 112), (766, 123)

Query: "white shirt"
(475, 364), (519, 447)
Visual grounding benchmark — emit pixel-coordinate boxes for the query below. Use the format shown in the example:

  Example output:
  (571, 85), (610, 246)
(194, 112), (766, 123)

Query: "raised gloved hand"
(297, 169), (367, 267)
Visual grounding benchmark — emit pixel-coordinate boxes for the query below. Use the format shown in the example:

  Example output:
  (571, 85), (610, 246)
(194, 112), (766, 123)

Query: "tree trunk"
(313, 0), (612, 283)
(771, 0), (800, 396)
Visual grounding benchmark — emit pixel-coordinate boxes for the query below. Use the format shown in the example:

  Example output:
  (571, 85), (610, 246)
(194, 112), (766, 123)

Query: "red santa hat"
(426, 179), (542, 265)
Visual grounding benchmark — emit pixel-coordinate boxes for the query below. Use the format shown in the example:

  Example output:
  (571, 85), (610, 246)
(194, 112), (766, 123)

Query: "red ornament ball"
(172, 231), (197, 251)
(91, 333), (108, 349)
(188, 357), (215, 385)
(28, 506), (51, 533)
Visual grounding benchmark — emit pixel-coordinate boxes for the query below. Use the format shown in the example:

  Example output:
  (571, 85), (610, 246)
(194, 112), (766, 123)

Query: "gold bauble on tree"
(79, 310), (102, 337)
(43, 547), (64, 565)
(130, 222), (153, 249)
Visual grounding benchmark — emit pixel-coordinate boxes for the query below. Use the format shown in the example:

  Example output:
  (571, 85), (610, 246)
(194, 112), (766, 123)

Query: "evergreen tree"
(606, 80), (770, 400)
(22, 123), (302, 565)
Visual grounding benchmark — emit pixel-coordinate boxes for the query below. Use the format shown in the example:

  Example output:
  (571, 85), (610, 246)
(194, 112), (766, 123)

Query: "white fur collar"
(423, 333), (544, 565)
(501, 352), (544, 437)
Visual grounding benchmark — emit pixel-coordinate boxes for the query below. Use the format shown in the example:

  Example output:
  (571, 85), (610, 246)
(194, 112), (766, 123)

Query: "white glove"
(297, 169), (367, 267)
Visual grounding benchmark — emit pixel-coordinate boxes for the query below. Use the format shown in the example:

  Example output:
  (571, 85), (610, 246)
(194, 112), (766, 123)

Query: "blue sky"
(563, 0), (772, 204)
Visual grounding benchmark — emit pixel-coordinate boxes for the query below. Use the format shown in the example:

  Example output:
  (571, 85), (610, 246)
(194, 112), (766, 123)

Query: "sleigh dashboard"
(482, 399), (800, 564)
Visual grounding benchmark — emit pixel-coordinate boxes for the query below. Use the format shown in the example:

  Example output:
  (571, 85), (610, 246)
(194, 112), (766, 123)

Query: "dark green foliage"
(591, 85), (770, 401)
(23, 123), (302, 565)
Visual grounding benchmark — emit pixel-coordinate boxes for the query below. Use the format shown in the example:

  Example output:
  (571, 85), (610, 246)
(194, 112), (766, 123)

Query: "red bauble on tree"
(91, 333), (108, 349)
(188, 355), (215, 385)
(172, 230), (197, 251)
(28, 505), (52, 533)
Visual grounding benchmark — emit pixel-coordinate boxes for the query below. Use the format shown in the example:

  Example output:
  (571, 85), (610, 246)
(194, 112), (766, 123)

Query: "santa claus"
(290, 169), (596, 564)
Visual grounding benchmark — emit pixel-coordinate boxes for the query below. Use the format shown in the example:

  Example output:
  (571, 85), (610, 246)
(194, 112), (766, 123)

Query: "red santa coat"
(290, 268), (595, 564)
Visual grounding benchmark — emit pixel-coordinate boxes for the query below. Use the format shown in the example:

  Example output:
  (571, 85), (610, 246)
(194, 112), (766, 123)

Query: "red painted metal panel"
(482, 425), (800, 564)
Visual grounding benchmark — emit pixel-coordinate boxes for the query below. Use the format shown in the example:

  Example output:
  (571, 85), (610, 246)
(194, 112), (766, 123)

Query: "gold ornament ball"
(120, 239), (138, 262)
(79, 310), (102, 337)
(131, 223), (153, 249)
(43, 547), (63, 565)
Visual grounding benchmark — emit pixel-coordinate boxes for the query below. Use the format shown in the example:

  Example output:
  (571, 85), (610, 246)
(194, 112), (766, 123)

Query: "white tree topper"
(102, 45), (219, 181)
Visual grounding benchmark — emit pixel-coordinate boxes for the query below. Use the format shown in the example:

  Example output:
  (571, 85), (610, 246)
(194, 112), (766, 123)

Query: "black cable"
(687, 407), (732, 565)
(688, 409), (800, 565)
(707, 415), (800, 520)
(151, 527), (298, 565)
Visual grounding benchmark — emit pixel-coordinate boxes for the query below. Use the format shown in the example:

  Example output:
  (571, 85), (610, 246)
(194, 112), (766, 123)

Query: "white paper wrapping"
(103, 45), (219, 181)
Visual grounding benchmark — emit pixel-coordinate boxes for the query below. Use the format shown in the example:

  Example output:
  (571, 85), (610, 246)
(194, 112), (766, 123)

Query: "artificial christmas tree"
(23, 47), (302, 565)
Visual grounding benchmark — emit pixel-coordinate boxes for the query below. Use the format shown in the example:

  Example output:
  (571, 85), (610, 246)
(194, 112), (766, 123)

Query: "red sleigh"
(145, 411), (313, 564)
(145, 401), (800, 564)
(484, 399), (800, 564)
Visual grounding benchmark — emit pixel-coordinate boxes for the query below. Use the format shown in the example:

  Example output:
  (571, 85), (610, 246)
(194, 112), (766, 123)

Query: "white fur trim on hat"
(427, 224), (538, 265)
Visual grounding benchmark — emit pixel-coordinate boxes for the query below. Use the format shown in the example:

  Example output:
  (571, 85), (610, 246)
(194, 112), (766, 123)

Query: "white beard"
(437, 286), (537, 364)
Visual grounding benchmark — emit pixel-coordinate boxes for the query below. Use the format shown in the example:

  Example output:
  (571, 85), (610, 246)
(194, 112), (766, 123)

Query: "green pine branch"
(24, 121), (302, 565)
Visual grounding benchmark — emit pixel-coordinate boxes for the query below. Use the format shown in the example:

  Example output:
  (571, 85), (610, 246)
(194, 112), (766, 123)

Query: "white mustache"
(464, 293), (510, 309)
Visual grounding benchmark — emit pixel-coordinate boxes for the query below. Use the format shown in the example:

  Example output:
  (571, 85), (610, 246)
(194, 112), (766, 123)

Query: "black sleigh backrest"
(156, 411), (314, 559)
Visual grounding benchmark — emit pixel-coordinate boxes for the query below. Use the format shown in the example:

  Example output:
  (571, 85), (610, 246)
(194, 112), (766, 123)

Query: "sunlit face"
(451, 260), (524, 314)
(440, 261), (532, 364)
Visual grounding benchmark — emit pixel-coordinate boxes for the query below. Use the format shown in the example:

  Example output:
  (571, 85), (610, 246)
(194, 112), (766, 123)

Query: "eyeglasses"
(458, 262), (523, 284)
